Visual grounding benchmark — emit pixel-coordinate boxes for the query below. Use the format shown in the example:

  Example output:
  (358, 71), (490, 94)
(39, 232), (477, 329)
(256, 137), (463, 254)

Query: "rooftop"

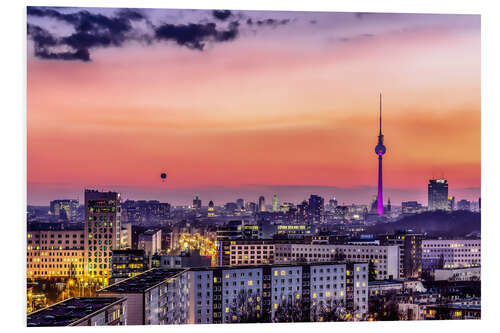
(99, 268), (186, 293)
(369, 280), (404, 286)
(27, 297), (124, 327)
(188, 261), (368, 272)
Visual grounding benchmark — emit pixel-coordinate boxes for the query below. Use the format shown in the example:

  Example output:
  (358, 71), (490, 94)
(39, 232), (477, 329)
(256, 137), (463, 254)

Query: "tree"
(368, 291), (400, 321)
(311, 299), (348, 322)
(273, 295), (303, 323)
(227, 289), (262, 323)
(438, 254), (445, 269)
(368, 260), (377, 281)
(334, 251), (346, 261)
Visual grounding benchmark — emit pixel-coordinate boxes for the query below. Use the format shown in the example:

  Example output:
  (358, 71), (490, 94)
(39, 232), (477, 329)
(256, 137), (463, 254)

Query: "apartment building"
(272, 244), (399, 280)
(27, 228), (85, 278)
(220, 240), (398, 281)
(98, 262), (369, 325)
(98, 269), (189, 325)
(422, 239), (481, 271)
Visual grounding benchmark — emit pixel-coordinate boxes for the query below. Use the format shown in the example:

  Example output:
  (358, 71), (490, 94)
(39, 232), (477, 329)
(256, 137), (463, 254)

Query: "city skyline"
(27, 8), (480, 206)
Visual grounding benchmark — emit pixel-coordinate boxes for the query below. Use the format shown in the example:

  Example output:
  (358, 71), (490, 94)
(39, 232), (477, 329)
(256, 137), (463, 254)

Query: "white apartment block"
(272, 244), (400, 280)
(422, 239), (481, 271)
(433, 266), (481, 281)
(102, 262), (368, 325)
(224, 242), (398, 281)
(138, 229), (162, 256)
(98, 269), (189, 325)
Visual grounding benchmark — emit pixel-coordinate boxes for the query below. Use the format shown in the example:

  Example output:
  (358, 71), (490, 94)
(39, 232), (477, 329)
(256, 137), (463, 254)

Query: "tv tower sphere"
(375, 142), (386, 156)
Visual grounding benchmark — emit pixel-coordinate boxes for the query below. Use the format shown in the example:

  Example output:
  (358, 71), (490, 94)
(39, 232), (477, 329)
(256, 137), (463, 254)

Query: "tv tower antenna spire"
(374, 93), (387, 216)
(379, 93), (382, 136)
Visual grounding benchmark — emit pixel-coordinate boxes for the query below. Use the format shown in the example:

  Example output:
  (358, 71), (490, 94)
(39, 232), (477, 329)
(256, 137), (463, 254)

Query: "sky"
(27, 7), (481, 206)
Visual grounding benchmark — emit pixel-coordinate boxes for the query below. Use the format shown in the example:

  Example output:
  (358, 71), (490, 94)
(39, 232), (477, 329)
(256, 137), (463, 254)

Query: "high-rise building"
(193, 195), (202, 209)
(224, 202), (238, 214)
(380, 232), (423, 279)
(428, 179), (449, 211)
(329, 198), (338, 209)
(272, 195), (280, 212)
(84, 190), (121, 282)
(258, 196), (266, 212)
(374, 94), (387, 216)
(121, 200), (170, 224)
(401, 201), (424, 215)
(236, 198), (245, 210)
(49, 199), (79, 220)
(448, 196), (455, 211)
(296, 200), (309, 223)
(207, 200), (215, 217)
(308, 195), (324, 223)
(138, 229), (162, 256)
(280, 202), (293, 213)
(457, 199), (471, 211)
(246, 202), (257, 213)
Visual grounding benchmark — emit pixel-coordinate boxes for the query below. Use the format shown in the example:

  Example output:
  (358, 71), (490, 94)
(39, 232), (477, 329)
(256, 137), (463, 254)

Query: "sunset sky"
(27, 7), (481, 206)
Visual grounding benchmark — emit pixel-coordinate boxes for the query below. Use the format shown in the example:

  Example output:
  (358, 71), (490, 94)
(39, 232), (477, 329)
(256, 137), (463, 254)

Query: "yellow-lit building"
(27, 229), (85, 278)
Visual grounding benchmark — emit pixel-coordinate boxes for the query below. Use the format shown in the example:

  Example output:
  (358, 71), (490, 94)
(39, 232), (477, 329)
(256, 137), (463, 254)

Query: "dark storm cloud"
(255, 18), (291, 27)
(154, 20), (239, 50)
(27, 7), (292, 61)
(27, 7), (149, 61)
(27, 23), (90, 61)
(212, 10), (232, 21)
(36, 48), (91, 61)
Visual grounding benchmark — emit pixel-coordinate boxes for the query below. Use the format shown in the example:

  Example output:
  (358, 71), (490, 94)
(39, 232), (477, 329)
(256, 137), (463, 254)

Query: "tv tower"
(374, 93), (387, 215)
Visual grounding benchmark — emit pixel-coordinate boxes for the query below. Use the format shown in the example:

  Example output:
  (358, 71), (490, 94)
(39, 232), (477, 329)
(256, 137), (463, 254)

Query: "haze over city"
(27, 8), (480, 206)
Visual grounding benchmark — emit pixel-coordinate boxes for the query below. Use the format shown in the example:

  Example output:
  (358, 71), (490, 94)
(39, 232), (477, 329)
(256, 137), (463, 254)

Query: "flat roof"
(369, 280), (404, 286)
(435, 266), (481, 271)
(27, 297), (124, 327)
(99, 269), (186, 293)
(188, 261), (368, 271)
(427, 304), (481, 310)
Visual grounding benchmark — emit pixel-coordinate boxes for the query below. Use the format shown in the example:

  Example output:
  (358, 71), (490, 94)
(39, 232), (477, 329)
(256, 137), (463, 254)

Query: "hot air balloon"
(160, 172), (167, 182)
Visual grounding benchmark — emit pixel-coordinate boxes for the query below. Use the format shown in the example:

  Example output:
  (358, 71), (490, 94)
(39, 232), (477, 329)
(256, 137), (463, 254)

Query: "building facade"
(218, 240), (398, 281)
(27, 227), (85, 278)
(110, 249), (149, 284)
(422, 239), (481, 272)
(98, 262), (368, 325)
(428, 179), (449, 211)
(84, 190), (122, 282)
(138, 229), (162, 256)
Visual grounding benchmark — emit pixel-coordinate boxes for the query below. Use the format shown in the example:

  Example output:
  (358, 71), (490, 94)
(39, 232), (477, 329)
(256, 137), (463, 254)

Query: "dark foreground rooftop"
(99, 268), (186, 293)
(27, 297), (124, 327)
